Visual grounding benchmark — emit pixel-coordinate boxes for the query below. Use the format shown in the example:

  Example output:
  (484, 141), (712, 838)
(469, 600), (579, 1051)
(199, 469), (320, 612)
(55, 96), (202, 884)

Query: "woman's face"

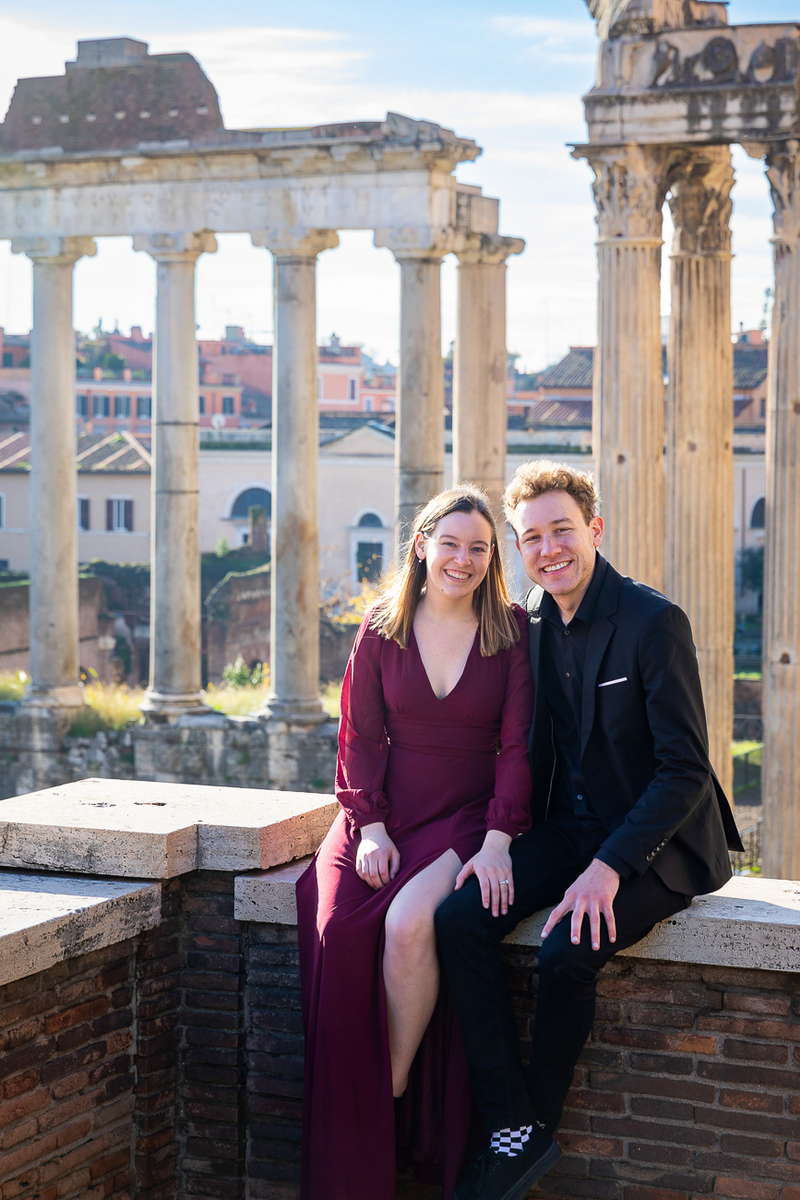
(415, 509), (494, 601)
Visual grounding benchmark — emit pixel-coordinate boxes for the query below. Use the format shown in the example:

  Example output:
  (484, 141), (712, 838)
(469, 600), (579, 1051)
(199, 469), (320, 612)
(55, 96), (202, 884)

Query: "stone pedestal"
(575, 144), (672, 589)
(11, 236), (97, 709)
(666, 147), (734, 797)
(376, 231), (448, 548)
(453, 235), (524, 526)
(750, 142), (800, 879)
(134, 233), (216, 719)
(252, 229), (338, 725)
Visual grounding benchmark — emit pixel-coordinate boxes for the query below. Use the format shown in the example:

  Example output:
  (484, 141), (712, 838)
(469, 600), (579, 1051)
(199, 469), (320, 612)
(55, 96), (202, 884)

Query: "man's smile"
(542, 560), (571, 575)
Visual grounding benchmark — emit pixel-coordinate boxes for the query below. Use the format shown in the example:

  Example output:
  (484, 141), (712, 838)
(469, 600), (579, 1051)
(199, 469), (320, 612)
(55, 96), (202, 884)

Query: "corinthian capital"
(573, 144), (673, 242)
(761, 140), (800, 250)
(11, 236), (97, 266)
(667, 147), (734, 256)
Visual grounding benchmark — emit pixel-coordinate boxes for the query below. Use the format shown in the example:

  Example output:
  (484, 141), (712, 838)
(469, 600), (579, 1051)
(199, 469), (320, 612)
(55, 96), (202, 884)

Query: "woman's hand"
(356, 822), (400, 889)
(454, 829), (514, 916)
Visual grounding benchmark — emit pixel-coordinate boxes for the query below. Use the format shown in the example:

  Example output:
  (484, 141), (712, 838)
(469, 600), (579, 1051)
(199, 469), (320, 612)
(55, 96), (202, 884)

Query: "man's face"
(511, 490), (604, 612)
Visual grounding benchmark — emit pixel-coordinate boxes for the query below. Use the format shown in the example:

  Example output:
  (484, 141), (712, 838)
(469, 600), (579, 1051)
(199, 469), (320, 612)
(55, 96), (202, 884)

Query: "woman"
(296, 485), (533, 1199)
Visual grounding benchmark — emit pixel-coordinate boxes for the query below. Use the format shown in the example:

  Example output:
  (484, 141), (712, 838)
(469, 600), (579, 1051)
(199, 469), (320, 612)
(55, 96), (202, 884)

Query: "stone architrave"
(573, 143), (673, 589)
(453, 234), (525, 526)
(743, 141), (800, 878)
(133, 232), (217, 719)
(666, 147), (734, 797)
(375, 229), (452, 548)
(10, 236), (97, 709)
(251, 228), (339, 725)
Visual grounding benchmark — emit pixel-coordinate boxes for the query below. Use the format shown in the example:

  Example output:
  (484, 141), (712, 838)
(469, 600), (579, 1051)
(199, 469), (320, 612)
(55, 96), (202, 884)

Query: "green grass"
(0, 671), (28, 701)
(203, 681), (271, 717)
(734, 734), (762, 753)
(734, 670), (762, 681)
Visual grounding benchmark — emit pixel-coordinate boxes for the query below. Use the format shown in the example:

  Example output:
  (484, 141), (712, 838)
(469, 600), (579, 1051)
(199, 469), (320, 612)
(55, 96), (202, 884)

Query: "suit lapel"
(579, 559), (622, 759)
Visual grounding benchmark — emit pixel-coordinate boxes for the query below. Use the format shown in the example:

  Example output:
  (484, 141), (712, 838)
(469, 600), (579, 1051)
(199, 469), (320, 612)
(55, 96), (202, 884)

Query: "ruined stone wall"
(0, 709), (337, 801)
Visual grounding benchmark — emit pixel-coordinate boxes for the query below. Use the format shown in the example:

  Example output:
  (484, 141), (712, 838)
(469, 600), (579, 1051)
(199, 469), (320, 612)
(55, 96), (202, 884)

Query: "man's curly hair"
(503, 460), (600, 526)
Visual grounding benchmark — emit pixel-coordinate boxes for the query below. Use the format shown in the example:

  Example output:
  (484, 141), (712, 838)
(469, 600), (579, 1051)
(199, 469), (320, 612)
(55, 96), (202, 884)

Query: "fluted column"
(11, 235), (97, 708)
(133, 232), (216, 718)
(750, 141), (800, 878)
(252, 228), (338, 723)
(375, 230), (449, 547)
(453, 234), (525, 525)
(574, 144), (673, 588)
(666, 147), (735, 797)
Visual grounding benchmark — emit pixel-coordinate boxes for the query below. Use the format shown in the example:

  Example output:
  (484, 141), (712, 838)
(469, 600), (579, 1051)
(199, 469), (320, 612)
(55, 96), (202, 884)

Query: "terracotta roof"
(537, 347), (594, 389)
(535, 344), (768, 393)
(0, 430), (150, 473)
(523, 399), (591, 427)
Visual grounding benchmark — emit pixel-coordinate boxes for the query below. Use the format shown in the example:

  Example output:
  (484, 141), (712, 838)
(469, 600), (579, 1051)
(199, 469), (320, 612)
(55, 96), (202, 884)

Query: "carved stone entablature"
(667, 147), (733, 256)
(586, 23), (800, 145)
(573, 144), (673, 241)
(651, 34), (798, 90)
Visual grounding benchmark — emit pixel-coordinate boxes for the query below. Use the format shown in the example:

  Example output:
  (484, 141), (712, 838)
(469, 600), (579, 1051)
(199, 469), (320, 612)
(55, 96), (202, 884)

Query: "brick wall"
(244, 930), (800, 1200)
(3, 879), (797, 1199)
(0, 940), (137, 1200)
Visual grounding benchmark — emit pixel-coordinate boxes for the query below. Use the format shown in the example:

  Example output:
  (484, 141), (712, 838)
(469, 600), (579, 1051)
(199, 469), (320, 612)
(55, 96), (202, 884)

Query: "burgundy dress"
(296, 606), (533, 1200)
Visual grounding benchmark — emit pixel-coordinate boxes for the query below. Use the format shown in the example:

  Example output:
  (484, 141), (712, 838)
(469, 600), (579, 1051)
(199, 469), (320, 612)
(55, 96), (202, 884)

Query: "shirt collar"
(540, 553), (606, 628)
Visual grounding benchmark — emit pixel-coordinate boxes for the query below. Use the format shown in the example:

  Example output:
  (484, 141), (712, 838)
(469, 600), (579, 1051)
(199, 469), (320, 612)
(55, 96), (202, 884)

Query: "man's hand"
(455, 830), (514, 917)
(356, 822), (400, 889)
(541, 858), (620, 950)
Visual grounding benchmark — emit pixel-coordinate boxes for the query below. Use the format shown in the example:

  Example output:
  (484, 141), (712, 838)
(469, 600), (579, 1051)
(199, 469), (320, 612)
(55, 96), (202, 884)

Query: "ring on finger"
(499, 879), (510, 886)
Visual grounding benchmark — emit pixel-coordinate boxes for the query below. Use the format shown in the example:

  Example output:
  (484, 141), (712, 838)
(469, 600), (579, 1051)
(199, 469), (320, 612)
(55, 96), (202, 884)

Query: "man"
(435, 460), (742, 1200)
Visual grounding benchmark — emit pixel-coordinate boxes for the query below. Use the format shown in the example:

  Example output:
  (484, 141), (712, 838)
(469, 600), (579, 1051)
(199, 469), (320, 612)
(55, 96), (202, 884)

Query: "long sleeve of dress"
(486, 609), (534, 839)
(335, 613), (391, 830)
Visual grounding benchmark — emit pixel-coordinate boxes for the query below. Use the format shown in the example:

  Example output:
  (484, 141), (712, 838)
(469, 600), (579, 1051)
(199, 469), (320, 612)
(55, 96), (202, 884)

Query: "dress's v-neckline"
(410, 624), (479, 702)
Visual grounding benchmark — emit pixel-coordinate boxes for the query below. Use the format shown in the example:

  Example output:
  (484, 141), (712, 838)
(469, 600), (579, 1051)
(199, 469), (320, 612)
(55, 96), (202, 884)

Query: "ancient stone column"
(11, 236), (97, 708)
(666, 147), (735, 798)
(751, 141), (800, 878)
(453, 234), (525, 525)
(375, 230), (449, 547)
(133, 232), (216, 718)
(574, 144), (673, 589)
(252, 229), (339, 723)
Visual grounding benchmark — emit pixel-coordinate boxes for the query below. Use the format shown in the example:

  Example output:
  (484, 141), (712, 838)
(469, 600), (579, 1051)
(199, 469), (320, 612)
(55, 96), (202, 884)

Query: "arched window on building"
(230, 487), (272, 520)
(230, 487), (271, 548)
(355, 511), (385, 583)
(750, 497), (765, 530)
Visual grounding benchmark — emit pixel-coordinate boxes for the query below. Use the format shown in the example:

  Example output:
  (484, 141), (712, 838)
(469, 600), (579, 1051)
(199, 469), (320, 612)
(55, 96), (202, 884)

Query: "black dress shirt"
(540, 555), (630, 877)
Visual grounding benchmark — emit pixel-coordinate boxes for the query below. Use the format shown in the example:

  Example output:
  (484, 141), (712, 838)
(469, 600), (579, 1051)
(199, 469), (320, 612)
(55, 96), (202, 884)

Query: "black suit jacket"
(526, 555), (743, 897)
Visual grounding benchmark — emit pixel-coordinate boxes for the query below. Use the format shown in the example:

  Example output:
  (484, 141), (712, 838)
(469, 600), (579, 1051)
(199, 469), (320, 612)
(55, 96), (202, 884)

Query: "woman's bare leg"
(383, 849), (462, 1097)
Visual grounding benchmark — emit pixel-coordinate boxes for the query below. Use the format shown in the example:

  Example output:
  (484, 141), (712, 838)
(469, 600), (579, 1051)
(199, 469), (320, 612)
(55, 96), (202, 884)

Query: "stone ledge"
(0, 778), (338, 878)
(234, 865), (800, 974)
(0, 869), (161, 987)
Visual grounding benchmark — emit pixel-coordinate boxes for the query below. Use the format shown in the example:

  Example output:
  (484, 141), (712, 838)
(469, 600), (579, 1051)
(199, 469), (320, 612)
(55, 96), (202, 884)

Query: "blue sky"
(0, 1), (796, 368)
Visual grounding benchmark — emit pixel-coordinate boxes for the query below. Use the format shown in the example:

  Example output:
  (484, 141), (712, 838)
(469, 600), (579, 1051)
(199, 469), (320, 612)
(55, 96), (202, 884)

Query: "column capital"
(572, 143), (674, 243)
(667, 146), (734, 257)
(456, 233), (526, 266)
(374, 226), (459, 261)
(753, 139), (800, 251)
(11, 236), (97, 266)
(133, 231), (217, 262)
(250, 228), (339, 259)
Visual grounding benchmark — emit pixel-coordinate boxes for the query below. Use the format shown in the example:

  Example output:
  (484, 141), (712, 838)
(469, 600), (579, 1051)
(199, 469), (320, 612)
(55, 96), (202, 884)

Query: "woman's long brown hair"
(369, 484), (519, 656)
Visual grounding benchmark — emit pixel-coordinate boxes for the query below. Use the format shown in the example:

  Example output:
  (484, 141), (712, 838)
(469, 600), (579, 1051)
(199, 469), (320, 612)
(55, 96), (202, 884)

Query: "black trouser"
(434, 819), (690, 1135)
